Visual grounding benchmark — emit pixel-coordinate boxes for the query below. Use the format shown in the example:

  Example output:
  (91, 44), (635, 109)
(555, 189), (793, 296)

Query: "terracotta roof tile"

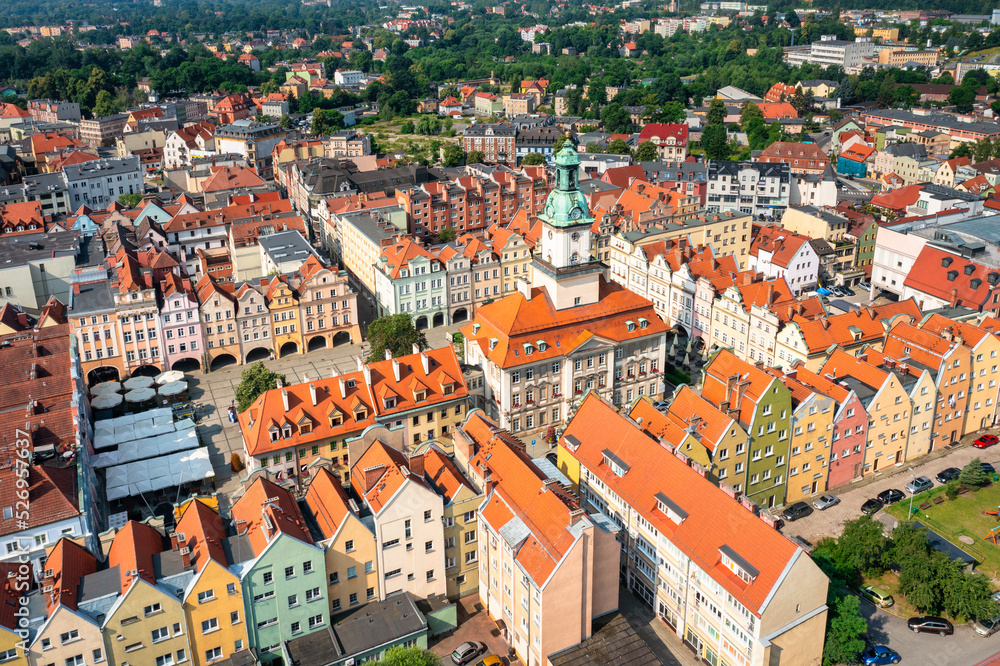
(108, 521), (165, 590)
(230, 477), (314, 556)
(41, 538), (98, 614)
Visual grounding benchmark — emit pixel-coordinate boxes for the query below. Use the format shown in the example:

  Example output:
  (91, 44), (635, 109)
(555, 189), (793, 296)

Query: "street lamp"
(908, 467), (916, 520)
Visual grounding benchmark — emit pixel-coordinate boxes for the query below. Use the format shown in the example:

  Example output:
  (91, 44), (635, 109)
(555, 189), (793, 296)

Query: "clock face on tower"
(570, 207), (582, 220)
(571, 232), (579, 241)
(546, 205), (554, 217)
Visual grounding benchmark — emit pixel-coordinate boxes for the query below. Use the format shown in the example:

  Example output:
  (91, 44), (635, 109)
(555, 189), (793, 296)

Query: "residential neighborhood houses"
(8, 4), (1000, 666)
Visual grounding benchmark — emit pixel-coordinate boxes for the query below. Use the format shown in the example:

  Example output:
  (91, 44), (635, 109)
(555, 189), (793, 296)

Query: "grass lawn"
(886, 483), (1000, 576)
(862, 571), (919, 618)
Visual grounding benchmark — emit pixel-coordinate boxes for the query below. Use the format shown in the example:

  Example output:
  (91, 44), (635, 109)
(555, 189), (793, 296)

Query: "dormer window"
(281, 424), (293, 439)
(523, 343), (534, 355)
(601, 449), (629, 477)
(269, 427), (280, 442)
(329, 413), (343, 427)
(489, 338), (498, 351)
(655, 492), (687, 526)
(299, 421), (312, 435)
(537, 340), (547, 352)
(384, 397), (397, 409)
(442, 383), (455, 395)
(414, 390), (427, 402)
(346, 379), (356, 389)
(354, 406), (368, 420)
(638, 318), (648, 329)
(720, 546), (758, 584)
(626, 320), (636, 332)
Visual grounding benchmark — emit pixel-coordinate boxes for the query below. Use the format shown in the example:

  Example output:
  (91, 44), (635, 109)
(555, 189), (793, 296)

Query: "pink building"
(159, 273), (205, 372)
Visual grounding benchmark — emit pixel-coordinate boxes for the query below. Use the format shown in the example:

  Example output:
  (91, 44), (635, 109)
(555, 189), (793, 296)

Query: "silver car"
(976, 617), (1000, 637)
(905, 476), (934, 495)
(812, 495), (840, 510)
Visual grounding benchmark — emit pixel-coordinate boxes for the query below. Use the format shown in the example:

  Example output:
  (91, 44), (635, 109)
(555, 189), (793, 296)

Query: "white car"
(812, 495), (840, 510)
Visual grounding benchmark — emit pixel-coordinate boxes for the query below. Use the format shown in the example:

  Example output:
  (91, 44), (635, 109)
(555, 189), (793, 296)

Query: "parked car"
(859, 585), (895, 608)
(652, 400), (670, 410)
(975, 616), (1000, 637)
(907, 616), (954, 636)
(861, 498), (883, 515)
(983, 462), (997, 475)
(975, 434), (999, 449)
(843, 286), (856, 296)
(473, 657), (503, 666)
(813, 495), (840, 510)
(936, 467), (961, 483)
(452, 642), (489, 665)
(781, 502), (813, 522)
(904, 476), (933, 495)
(862, 645), (901, 665)
(877, 488), (905, 504)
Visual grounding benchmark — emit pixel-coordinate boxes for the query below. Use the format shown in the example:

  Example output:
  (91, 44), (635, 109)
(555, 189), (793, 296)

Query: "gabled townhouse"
(296, 255), (361, 350)
(234, 282), (272, 364)
(707, 275), (797, 364)
(789, 365), (869, 490)
(351, 440), (447, 600)
(420, 445), (481, 600)
(933, 157), (972, 189)
(883, 321), (974, 450)
(110, 251), (164, 377)
(748, 226), (819, 296)
(858, 347), (938, 462)
(488, 217), (535, 297)
(636, 123), (689, 161)
(160, 272), (205, 372)
(559, 394), (829, 666)
(229, 478), (328, 663)
(457, 410), (620, 666)
(820, 350), (912, 475)
(303, 467), (380, 615)
(163, 123), (216, 169)
(0, 464), (85, 572)
(175, 500), (251, 666)
(774, 300), (922, 372)
(767, 368), (835, 502)
(103, 521), (192, 666)
(702, 350), (792, 508)
(195, 275), (241, 371)
(263, 275), (303, 358)
(29, 539), (106, 666)
(373, 237), (449, 329)
(636, 387), (750, 490)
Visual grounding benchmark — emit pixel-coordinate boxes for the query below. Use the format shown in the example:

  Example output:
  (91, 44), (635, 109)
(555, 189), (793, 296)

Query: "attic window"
(655, 492), (688, 525)
(719, 545), (759, 584)
(299, 422), (312, 435)
(538, 340), (547, 352)
(472, 324), (481, 335)
(626, 320), (636, 332)
(947, 271), (958, 281)
(281, 425), (292, 439)
(523, 343), (534, 355)
(384, 397), (397, 410)
(414, 390), (427, 402)
(329, 414), (343, 427)
(990, 273), (1000, 285)
(442, 383), (455, 395)
(601, 448), (630, 477)
(638, 318), (649, 329)
(346, 379), (356, 389)
(354, 406), (368, 420)
(942, 257), (953, 268)
(269, 427), (280, 442)
(972, 278), (982, 289)
(489, 338), (498, 351)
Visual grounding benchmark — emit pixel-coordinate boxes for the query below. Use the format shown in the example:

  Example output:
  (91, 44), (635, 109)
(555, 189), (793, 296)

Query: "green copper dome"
(539, 143), (593, 229)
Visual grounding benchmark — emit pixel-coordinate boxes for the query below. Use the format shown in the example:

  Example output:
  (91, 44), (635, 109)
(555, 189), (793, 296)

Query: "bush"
(946, 480), (960, 500)
(959, 457), (991, 489)
(451, 332), (463, 344)
(230, 453), (244, 472)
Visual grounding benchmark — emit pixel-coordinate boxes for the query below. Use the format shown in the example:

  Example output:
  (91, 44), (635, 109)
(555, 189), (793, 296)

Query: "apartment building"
(303, 467), (380, 615)
(785, 36), (874, 72)
(214, 120), (287, 178)
(79, 113), (129, 147)
(559, 394), (829, 666)
(768, 369), (836, 503)
(457, 411), (620, 666)
(230, 478), (328, 663)
(195, 275), (241, 371)
(296, 255), (360, 349)
(702, 350), (792, 508)
(160, 272), (205, 372)
(373, 237), (449, 328)
(64, 157), (143, 209)
(636, 123), (689, 161)
(110, 251), (164, 376)
(326, 130), (371, 158)
(70, 268), (126, 384)
(29, 99), (81, 123)
(351, 440), (447, 600)
(461, 123), (516, 163)
(706, 161), (791, 218)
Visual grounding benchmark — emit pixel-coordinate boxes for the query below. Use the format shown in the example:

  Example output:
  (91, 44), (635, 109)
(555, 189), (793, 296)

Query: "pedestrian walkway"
(617, 589), (702, 666)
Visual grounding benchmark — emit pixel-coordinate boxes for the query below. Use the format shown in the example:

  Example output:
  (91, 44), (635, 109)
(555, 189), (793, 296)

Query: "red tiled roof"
(562, 394), (801, 615)
(230, 476), (314, 556)
(702, 350), (777, 426)
(0, 465), (78, 537)
(637, 123), (688, 147)
(41, 538), (98, 614)
(304, 467), (353, 540)
(749, 226), (812, 269)
(840, 143), (875, 162)
(903, 245), (1000, 312)
(201, 165), (265, 192)
(175, 499), (230, 569)
(108, 521), (165, 590)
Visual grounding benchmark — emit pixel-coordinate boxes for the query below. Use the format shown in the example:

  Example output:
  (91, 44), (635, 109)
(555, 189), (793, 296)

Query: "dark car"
(861, 498), (883, 515)
(877, 488), (905, 504)
(907, 616), (954, 636)
(975, 434), (999, 449)
(843, 286), (856, 296)
(452, 642), (488, 665)
(781, 502), (814, 522)
(862, 645), (901, 665)
(936, 467), (961, 484)
(982, 462), (996, 475)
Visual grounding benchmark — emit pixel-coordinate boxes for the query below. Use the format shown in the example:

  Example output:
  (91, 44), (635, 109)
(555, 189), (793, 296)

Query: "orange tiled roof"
(379, 237), (436, 279)
(883, 321), (959, 368)
(304, 467), (354, 540)
(562, 394), (800, 615)
(422, 446), (474, 503)
(840, 143), (875, 162)
(702, 350), (777, 426)
(202, 165), (265, 192)
(820, 349), (890, 392)
(792, 300), (922, 354)
(230, 476), (314, 557)
(352, 439), (430, 514)
(749, 226), (812, 269)
(175, 499), (230, 569)
(903, 245), (1000, 312)
(108, 520), (165, 591)
(41, 538), (98, 614)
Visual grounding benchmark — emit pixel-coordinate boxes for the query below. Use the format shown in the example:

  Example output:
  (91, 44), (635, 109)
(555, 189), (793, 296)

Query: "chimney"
(420, 351), (430, 375)
(941, 327), (953, 342)
(820, 317), (830, 330)
(766, 283), (774, 304)
(950, 288), (959, 308)
(363, 464), (386, 489)
(384, 349), (393, 360)
(392, 358), (401, 382)
(956, 334), (965, 347)
(733, 380), (750, 412)
(308, 383), (317, 406)
(339, 377), (346, 399)
(281, 387), (289, 412)
(73, 283), (80, 294)
(517, 276), (531, 300)
(725, 373), (738, 399)
(180, 547), (191, 568)
(412, 343), (421, 355)
(407, 453), (425, 477)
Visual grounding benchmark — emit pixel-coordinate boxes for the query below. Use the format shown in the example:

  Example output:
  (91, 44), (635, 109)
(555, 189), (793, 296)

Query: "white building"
(334, 70), (364, 86)
(706, 161), (791, 218)
(785, 36), (874, 72)
(63, 157), (142, 209)
(747, 227), (820, 295)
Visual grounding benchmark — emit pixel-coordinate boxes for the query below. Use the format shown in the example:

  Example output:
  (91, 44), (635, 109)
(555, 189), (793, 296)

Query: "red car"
(975, 434), (999, 449)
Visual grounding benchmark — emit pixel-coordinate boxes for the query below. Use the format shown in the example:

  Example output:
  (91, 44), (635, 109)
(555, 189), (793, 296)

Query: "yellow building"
(858, 27), (900, 41)
(489, 224), (533, 295)
(265, 275), (303, 357)
(304, 468), (381, 614)
(105, 522), (192, 666)
(772, 370), (835, 502)
(421, 445), (482, 600)
(176, 500), (251, 666)
(877, 48), (939, 68)
(0, 563), (26, 666)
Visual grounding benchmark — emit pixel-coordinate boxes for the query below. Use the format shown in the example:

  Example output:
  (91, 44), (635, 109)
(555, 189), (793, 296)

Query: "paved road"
(860, 597), (1000, 666)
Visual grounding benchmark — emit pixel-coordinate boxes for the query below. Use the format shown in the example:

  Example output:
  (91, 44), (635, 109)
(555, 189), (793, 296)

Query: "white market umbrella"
(91, 393), (123, 410)
(125, 388), (156, 403)
(91, 381), (121, 395)
(155, 370), (184, 385)
(124, 376), (155, 391)
(158, 380), (188, 397)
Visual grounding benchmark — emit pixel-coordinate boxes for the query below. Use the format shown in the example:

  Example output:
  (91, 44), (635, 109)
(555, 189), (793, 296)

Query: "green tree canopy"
(235, 362), (287, 412)
(117, 193), (143, 208)
(442, 143), (465, 167)
(521, 152), (545, 165)
(838, 516), (890, 577)
(822, 594), (867, 666)
(706, 98), (728, 126)
(634, 141), (658, 162)
(466, 150), (484, 165)
(606, 138), (632, 155)
(701, 123), (729, 160)
(959, 457), (991, 488)
(438, 226), (457, 243)
(380, 646), (440, 666)
(365, 314), (429, 363)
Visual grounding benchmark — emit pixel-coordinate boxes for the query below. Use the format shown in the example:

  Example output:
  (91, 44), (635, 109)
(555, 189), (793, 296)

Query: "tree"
(949, 85), (977, 114)
(311, 108), (343, 136)
(951, 142), (974, 160)
(365, 314), (429, 363)
(117, 193), (143, 208)
(438, 226), (457, 243)
(585, 142), (604, 153)
(837, 516), (890, 576)
(739, 101), (764, 131)
(634, 141), (658, 162)
(466, 150), (484, 165)
(400, 120), (415, 134)
(822, 594), (867, 666)
(380, 646), (440, 666)
(659, 100), (686, 124)
(600, 103), (630, 133)
(958, 457), (990, 488)
(441, 143), (465, 167)
(706, 98), (727, 126)
(606, 138), (632, 155)
(521, 152), (545, 165)
(974, 139), (994, 163)
(93, 90), (123, 118)
(278, 113), (294, 129)
(235, 362), (287, 412)
(786, 9), (801, 29)
(701, 124), (729, 160)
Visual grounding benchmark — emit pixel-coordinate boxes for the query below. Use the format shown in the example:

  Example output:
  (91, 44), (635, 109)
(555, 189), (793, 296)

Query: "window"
(144, 603), (162, 616)
(424, 510), (432, 522)
(309, 614), (324, 629)
(306, 588), (321, 602)
(227, 583), (237, 596)
(329, 571), (340, 585)
(231, 611), (240, 624)
(290, 622), (301, 635)
(205, 648), (223, 663)
(285, 566), (295, 579)
(347, 566), (357, 579)
(201, 618), (218, 634)
(154, 656), (174, 666)
(263, 572), (273, 584)
(349, 592), (359, 606)
(151, 627), (169, 643)
(288, 594), (298, 607)
(60, 630), (80, 644)
(197, 589), (215, 604)
(303, 561), (313, 574)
